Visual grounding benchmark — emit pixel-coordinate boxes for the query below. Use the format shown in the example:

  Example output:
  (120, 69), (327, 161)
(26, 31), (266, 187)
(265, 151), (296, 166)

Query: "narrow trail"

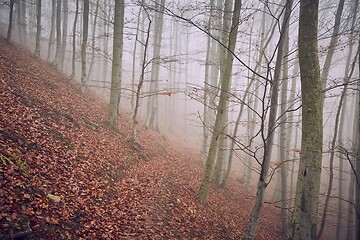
(0, 38), (285, 239)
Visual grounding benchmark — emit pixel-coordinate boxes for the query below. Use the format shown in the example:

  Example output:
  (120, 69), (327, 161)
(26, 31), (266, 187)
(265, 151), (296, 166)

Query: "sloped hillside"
(0, 38), (285, 239)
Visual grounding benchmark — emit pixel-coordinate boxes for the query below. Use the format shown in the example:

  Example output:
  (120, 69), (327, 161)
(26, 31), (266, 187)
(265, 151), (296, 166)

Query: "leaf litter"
(0, 38), (285, 239)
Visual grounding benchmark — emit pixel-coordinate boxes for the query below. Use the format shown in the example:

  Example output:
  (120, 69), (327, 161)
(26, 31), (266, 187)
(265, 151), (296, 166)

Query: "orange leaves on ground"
(0, 38), (285, 240)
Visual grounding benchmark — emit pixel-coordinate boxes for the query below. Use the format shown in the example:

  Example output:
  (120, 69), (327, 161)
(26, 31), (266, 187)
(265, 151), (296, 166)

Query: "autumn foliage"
(0, 38), (285, 239)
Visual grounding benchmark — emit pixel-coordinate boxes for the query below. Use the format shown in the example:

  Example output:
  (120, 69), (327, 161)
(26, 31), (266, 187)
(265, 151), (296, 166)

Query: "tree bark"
(198, 0), (241, 204)
(47, 0), (56, 61)
(6, 0), (15, 42)
(80, 0), (89, 95)
(108, 0), (124, 130)
(86, 0), (100, 83)
(242, 1), (293, 239)
(60, 0), (68, 70)
(320, 0), (345, 102)
(53, 0), (62, 69)
(132, 10), (151, 144)
(70, 0), (79, 79)
(356, 32), (360, 240)
(146, 0), (166, 130)
(34, 0), (41, 58)
(289, 0), (322, 239)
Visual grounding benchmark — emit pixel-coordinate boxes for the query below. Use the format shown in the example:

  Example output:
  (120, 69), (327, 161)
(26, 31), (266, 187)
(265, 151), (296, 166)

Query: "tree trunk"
(132, 10), (151, 144)
(69, 0), (79, 79)
(319, 2), (358, 235)
(131, 7), (142, 110)
(287, 62), (299, 209)
(86, 0), (100, 83)
(34, 0), (41, 58)
(102, 0), (110, 95)
(108, 0), (124, 130)
(16, 0), (26, 46)
(242, 1), (293, 239)
(289, 0), (322, 239)
(201, 0), (214, 158)
(279, 21), (290, 235)
(213, 0), (233, 187)
(47, 0), (56, 61)
(53, 0), (62, 69)
(198, 0), (241, 204)
(6, 0), (15, 42)
(317, 52), (356, 239)
(80, 0), (89, 95)
(146, 0), (166, 130)
(224, 4), (279, 186)
(356, 33), (360, 240)
(60, 0), (68, 71)
(320, 0), (345, 102)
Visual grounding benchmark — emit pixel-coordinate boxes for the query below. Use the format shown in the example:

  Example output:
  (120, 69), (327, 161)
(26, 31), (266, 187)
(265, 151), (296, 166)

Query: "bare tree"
(47, 0), (56, 61)
(290, 0), (323, 239)
(242, 1), (293, 238)
(60, 0), (68, 70)
(6, 0), (15, 42)
(53, 0), (62, 69)
(108, 0), (124, 130)
(69, 0), (79, 79)
(198, 0), (241, 204)
(132, 8), (151, 144)
(34, 0), (41, 58)
(146, 0), (166, 131)
(80, 0), (89, 95)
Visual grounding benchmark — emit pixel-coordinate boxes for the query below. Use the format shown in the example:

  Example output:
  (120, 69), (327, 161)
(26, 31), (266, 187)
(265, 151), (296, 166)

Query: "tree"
(86, 0), (100, 83)
(356, 32), (360, 240)
(53, 0), (62, 69)
(69, 0), (79, 79)
(289, 0), (323, 239)
(60, 0), (68, 70)
(278, 6), (291, 234)
(108, 0), (124, 130)
(47, 0), (56, 61)
(34, 0), (41, 58)
(145, 0), (166, 131)
(6, 0), (15, 42)
(242, 1), (293, 238)
(213, 0), (233, 187)
(16, 0), (26, 45)
(80, 0), (89, 95)
(320, 0), (345, 102)
(198, 0), (241, 204)
(318, 1), (356, 237)
(132, 7), (151, 144)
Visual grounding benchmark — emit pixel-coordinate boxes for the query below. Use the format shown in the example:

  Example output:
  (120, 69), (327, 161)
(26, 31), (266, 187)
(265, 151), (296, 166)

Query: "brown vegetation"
(0, 38), (285, 239)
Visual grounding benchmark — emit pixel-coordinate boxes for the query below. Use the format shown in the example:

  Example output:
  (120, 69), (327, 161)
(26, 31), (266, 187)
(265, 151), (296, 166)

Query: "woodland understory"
(0, 38), (285, 239)
(1, 0), (360, 239)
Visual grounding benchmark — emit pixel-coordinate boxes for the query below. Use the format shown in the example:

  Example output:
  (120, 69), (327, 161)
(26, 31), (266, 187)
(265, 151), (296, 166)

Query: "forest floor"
(0, 38), (286, 239)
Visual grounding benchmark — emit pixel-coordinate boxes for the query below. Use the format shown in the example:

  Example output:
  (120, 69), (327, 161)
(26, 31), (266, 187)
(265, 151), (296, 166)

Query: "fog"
(0, 0), (359, 238)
